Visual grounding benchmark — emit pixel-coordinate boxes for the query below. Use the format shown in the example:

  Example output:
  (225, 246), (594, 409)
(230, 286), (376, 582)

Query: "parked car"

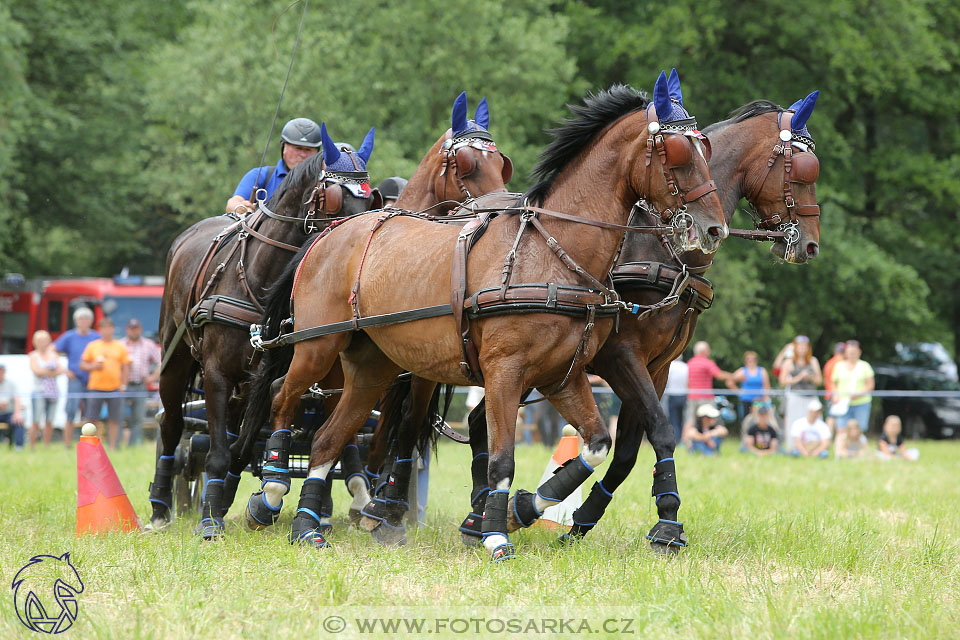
(872, 342), (960, 439)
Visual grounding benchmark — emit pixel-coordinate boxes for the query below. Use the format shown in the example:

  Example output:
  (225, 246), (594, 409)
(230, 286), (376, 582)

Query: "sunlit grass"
(1, 438), (957, 639)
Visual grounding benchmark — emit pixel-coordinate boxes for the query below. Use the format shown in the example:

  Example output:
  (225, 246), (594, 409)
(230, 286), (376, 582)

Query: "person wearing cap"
(121, 318), (160, 447)
(741, 402), (780, 456)
(778, 335), (822, 435)
(789, 399), (831, 458)
(0, 363), (25, 450)
(378, 177), (408, 207)
(683, 403), (728, 455)
(225, 117), (323, 214)
(80, 318), (131, 449)
(830, 340), (874, 432)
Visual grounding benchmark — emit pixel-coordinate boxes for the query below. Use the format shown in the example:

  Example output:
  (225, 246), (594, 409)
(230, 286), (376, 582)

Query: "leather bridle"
(639, 103), (718, 242)
(741, 110), (821, 245)
(439, 131), (513, 200)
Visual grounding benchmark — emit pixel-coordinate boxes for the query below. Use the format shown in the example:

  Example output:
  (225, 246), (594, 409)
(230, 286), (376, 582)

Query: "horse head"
(432, 91), (512, 202)
(746, 90), (821, 264)
(311, 123), (383, 219)
(634, 70), (727, 254)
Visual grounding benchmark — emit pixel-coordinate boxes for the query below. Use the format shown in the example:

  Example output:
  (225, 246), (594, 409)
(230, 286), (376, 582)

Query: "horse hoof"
(490, 542), (516, 563)
(557, 533), (581, 547)
(649, 540), (682, 555)
(370, 522), (407, 547)
(460, 532), (482, 548)
(506, 490), (540, 532)
(148, 515), (172, 531)
(196, 518), (224, 541)
(358, 515), (380, 532)
(349, 508), (363, 527)
(291, 528), (331, 549)
(244, 492), (280, 531)
(646, 519), (687, 554)
(505, 496), (522, 533)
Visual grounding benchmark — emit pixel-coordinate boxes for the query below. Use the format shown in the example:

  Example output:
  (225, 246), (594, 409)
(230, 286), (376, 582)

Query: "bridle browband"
(741, 110), (821, 246)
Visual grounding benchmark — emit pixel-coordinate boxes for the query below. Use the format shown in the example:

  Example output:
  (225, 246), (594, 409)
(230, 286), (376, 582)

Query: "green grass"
(1, 439), (958, 639)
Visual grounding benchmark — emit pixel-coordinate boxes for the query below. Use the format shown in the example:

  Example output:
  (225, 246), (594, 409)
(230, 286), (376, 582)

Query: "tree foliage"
(3, 0), (958, 365)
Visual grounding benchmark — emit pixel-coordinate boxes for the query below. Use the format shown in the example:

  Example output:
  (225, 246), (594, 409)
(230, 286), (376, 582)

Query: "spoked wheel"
(172, 432), (207, 518)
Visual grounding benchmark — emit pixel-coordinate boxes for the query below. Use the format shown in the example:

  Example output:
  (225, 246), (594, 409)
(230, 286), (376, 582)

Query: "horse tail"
(377, 378), (455, 459)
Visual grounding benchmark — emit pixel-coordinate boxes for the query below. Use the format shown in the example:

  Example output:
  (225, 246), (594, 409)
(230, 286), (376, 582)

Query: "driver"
(225, 117), (322, 214)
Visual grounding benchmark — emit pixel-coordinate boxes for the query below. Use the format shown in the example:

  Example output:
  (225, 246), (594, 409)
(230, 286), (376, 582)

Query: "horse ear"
(474, 97), (490, 130)
(451, 91), (468, 135)
(653, 71), (671, 116)
(357, 127), (375, 164)
(668, 68), (683, 105)
(320, 122), (340, 167)
(791, 90), (820, 131)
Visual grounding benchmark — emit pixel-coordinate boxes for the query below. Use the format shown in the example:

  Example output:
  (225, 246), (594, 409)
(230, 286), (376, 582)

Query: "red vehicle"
(0, 273), (164, 354)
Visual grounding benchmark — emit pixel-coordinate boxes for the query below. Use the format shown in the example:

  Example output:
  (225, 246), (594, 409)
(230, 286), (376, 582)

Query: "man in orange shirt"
(80, 318), (131, 449)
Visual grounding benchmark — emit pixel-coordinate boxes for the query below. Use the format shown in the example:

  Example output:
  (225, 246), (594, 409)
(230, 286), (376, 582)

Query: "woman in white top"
(28, 330), (65, 447)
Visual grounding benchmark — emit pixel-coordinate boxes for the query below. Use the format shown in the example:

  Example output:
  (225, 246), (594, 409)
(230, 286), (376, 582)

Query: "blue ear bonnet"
(653, 69), (694, 123)
(320, 123), (374, 172)
(451, 91), (493, 138)
(785, 90), (819, 140)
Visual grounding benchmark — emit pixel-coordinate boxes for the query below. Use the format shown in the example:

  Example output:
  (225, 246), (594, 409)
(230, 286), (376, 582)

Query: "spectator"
(121, 318), (160, 446)
(834, 418), (867, 458)
(28, 330), (65, 447)
(830, 340), (874, 432)
(80, 318), (131, 449)
(683, 403), (728, 455)
(54, 307), (100, 448)
(378, 177), (408, 207)
(743, 403), (779, 456)
(661, 356), (688, 444)
(225, 117), (322, 214)
(682, 341), (733, 439)
(877, 415), (918, 460)
(729, 351), (770, 418)
(822, 342), (846, 430)
(779, 335), (822, 432)
(790, 399), (831, 458)
(0, 363), (25, 450)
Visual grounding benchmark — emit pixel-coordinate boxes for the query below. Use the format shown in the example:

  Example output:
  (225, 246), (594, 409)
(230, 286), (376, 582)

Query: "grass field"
(1, 437), (958, 639)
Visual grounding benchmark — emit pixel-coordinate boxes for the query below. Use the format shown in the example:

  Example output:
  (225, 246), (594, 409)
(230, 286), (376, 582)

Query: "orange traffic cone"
(534, 424), (583, 529)
(76, 423), (140, 536)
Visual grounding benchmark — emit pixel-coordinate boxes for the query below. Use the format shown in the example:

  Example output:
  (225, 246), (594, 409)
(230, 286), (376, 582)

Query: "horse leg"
(196, 366), (233, 540)
(359, 376), (437, 546)
(290, 336), (401, 548)
(457, 397), (491, 546)
(341, 437), (369, 526)
(148, 350), (194, 528)
(219, 394), (245, 517)
(243, 337), (348, 531)
(476, 368), (525, 562)
(507, 373), (612, 536)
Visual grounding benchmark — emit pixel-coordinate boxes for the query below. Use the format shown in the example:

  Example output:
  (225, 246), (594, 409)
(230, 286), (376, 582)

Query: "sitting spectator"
(790, 399), (831, 458)
(729, 351), (770, 418)
(834, 418), (867, 458)
(29, 330), (65, 447)
(742, 404), (779, 456)
(878, 415), (918, 460)
(0, 363), (25, 450)
(683, 403), (728, 455)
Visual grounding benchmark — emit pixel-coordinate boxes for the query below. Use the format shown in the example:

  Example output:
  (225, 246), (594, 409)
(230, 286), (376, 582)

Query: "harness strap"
(159, 320), (189, 374)
(527, 214), (617, 302)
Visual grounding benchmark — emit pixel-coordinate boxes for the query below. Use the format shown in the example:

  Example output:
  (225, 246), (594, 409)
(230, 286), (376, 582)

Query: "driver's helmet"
(280, 118), (322, 148)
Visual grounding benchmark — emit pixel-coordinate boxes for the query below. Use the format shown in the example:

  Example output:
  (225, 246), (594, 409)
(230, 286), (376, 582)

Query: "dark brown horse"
(457, 91), (823, 550)
(148, 125), (384, 538)
(234, 93), (513, 535)
(243, 73), (728, 559)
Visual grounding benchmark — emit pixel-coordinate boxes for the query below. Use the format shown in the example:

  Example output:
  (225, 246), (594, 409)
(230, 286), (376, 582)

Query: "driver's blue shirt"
(232, 159), (288, 202)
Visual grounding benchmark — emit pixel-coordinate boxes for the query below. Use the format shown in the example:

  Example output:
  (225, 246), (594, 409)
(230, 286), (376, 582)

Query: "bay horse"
(234, 92), (514, 536)
(459, 90), (822, 551)
(148, 123), (383, 538)
(243, 71), (728, 559)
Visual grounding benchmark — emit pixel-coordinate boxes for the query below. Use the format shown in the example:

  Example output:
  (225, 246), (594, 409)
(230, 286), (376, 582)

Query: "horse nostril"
(708, 225), (726, 238)
(806, 242), (819, 257)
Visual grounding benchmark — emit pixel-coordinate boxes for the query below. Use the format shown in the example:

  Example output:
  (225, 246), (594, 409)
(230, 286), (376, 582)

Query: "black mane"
(526, 85), (650, 206)
(702, 100), (785, 136)
(265, 152), (328, 208)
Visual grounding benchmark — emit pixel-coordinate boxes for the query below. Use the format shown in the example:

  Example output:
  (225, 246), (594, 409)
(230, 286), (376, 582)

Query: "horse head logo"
(11, 553), (84, 634)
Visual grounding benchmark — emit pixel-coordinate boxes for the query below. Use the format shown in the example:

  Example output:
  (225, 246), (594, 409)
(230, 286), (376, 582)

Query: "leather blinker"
(663, 133), (692, 168)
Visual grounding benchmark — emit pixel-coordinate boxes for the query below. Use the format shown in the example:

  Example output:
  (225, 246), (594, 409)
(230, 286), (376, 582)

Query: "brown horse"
(148, 124), (384, 537)
(235, 93), (513, 535)
(458, 91), (822, 551)
(243, 73), (728, 558)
